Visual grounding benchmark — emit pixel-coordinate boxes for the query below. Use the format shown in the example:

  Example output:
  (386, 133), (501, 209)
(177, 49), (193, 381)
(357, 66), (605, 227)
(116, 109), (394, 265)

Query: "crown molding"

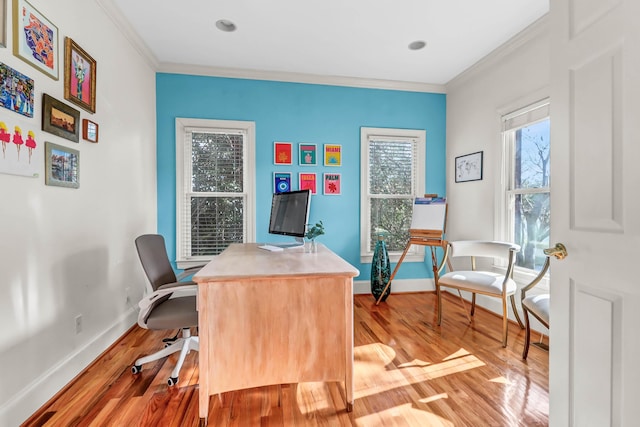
(446, 13), (549, 91)
(95, 0), (159, 70)
(158, 62), (447, 94)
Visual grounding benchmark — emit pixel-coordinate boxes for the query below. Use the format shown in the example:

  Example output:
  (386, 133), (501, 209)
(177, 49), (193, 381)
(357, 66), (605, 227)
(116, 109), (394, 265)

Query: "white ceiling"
(104, 0), (548, 88)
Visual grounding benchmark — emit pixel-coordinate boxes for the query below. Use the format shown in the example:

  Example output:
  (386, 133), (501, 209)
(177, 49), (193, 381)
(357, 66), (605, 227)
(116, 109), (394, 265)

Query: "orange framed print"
(64, 37), (96, 113)
(299, 172), (317, 194)
(274, 141), (292, 165)
(82, 119), (98, 143)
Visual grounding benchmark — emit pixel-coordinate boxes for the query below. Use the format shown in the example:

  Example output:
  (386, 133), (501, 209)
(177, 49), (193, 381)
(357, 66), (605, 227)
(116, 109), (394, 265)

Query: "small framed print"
(273, 172), (292, 194)
(82, 119), (98, 142)
(323, 173), (341, 195)
(299, 143), (317, 166)
(299, 172), (317, 194)
(42, 93), (80, 143)
(274, 141), (292, 165)
(324, 144), (342, 166)
(455, 151), (483, 183)
(45, 141), (79, 188)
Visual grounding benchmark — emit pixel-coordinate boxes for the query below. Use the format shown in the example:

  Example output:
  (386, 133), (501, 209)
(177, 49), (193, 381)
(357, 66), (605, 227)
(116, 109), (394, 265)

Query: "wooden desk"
(193, 243), (359, 424)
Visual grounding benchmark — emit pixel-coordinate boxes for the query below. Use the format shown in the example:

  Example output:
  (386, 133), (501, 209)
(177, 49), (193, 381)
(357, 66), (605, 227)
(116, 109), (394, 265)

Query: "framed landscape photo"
(64, 37), (96, 113)
(45, 141), (79, 188)
(82, 119), (98, 142)
(455, 151), (483, 183)
(42, 93), (80, 142)
(13, 0), (59, 79)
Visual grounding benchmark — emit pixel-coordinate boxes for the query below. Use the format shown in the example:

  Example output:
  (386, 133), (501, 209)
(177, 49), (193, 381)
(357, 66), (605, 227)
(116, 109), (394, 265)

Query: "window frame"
(360, 127), (426, 264)
(175, 118), (255, 269)
(495, 99), (550, 287)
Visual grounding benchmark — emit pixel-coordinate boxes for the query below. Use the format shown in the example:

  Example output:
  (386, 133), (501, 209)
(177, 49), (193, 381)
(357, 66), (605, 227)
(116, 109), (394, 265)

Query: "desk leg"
(345, 280), (354, 411)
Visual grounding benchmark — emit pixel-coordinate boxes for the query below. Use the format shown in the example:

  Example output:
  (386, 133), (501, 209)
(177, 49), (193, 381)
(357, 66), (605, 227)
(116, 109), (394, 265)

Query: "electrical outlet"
(75, 314), (82, 334)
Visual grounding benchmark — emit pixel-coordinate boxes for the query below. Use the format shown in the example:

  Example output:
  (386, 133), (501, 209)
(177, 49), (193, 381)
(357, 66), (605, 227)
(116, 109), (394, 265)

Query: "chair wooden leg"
(436, 284), (442, 326)
(470, 293), (476, 316)
(502, 296), (508, 347)
(522, 310), (531, 359)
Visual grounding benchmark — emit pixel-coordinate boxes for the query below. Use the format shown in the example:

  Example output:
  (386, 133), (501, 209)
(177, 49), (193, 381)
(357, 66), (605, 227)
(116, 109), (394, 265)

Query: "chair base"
(132, 328), (199, 385)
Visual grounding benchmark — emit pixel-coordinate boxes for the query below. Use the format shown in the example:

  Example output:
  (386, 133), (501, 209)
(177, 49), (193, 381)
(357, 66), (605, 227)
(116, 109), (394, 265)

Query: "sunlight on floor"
(356, 403), (455, 427)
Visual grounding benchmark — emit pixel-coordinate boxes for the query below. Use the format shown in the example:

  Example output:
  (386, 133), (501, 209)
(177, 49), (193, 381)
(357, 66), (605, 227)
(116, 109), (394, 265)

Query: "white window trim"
(175, 118), (255, 269)
(494, 97), (550, 290)
(360, 127), (426, 264)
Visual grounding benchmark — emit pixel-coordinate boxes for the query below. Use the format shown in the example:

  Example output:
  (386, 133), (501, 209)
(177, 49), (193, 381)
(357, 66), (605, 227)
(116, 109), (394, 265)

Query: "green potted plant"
(305, 220), (324, 252)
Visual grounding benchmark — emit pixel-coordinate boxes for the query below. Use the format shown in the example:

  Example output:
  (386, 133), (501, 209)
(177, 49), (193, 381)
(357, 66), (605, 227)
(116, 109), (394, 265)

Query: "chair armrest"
(176, 265), (206, 281)
(137, 282), (198, 326)
(520, 243), (568, 299)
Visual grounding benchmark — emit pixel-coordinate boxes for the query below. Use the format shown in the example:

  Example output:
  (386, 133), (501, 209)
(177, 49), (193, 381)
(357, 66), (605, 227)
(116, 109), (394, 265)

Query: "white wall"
(445, 17), (550, 326)
(0, 1), (156, 424)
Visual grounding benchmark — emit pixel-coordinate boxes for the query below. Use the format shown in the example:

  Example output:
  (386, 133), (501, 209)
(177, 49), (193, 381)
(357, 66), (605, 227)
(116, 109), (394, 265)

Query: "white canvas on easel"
(409, 201), (447, 232)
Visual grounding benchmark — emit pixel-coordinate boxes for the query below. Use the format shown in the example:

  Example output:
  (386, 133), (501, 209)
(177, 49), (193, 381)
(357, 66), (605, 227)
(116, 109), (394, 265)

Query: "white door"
(550, 0), (640, 425)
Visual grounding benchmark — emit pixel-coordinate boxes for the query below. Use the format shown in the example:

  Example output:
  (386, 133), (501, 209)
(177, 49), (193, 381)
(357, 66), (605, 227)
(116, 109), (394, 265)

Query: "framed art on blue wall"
(273, 172), (292, 193)
(299, 143), (317, 166)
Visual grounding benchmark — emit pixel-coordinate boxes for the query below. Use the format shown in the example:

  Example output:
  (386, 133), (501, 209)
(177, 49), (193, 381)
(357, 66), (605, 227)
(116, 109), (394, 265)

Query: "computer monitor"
(267, 189), (311, 247)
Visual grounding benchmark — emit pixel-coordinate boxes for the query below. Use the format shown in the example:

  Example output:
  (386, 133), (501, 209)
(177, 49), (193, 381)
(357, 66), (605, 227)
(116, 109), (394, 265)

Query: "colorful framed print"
(13, 0), (59, 80)
(299, 143), (317, 166)
(0, 121), (41, 177)
(45, 141), (79, 188)
(273, 172), (292, 194)
(82, 119), (98, 143)
(42, 93), (80, 143)
(64, 37), (96, 113)
(299, 172), (317, 194)
(324, 144), (342, 166)
(0, 62), (34, 117)
(274, 141), (292, 165)
(323, 173), (341, 195)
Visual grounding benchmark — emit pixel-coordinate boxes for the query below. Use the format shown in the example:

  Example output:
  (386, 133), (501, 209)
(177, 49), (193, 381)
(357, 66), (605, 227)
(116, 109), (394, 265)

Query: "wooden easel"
(375, 195), (449, 305)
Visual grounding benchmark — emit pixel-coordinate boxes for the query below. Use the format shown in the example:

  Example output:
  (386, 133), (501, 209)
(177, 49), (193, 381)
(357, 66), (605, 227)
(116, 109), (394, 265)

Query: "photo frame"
(13, 0), (59, 80)
(42, 93), (80, 143)
(273, 172), (292, 193)
(82, 119), (98, 143)
(274, 141), (292, 165)
(455, 151), (483, 183)
(45, 141), (79, 188)
(323, 173), (341, 195)
(299, 172), (317, 194)
(1, 0), (7, 48)
(324, 144), (342, 166)
(299, 143), (317, 166)
(64, 37), (96, 113)
(0, 62), (34, 117)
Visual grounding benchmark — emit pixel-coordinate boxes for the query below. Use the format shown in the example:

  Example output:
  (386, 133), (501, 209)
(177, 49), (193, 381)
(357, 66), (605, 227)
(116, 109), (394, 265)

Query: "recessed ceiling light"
(215, 19), (237, 32)
(408, 40), (426, 50)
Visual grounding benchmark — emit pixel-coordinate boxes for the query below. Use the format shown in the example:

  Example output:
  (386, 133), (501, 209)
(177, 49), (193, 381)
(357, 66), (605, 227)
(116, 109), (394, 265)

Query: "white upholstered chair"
(436, 240), (523, 347)
(521, 243), (567, 359)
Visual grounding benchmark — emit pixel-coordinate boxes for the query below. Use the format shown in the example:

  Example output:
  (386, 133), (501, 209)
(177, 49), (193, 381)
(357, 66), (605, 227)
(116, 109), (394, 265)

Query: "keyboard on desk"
(257, 244), (284, 252)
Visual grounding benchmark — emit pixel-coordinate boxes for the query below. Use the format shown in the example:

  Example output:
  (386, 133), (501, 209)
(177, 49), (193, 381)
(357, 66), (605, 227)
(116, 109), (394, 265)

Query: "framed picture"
(42, 93), (80, 143)
(299, 143), (317, 166)
(45, 141), (79, 188)
(64, 37), (96, 113)
(273, 172), (292, 193)
(323, 173), (341, 195)
(274, 141), (292, 165)
(0, 62), (34, 117)
(1, 0), (7, 48)
(324, 144), (342, 166)
(299, 172), (317, 194)
(82, 119), (98, 142)
(13, 0), (59, 80)
(455, 151), (483, 183)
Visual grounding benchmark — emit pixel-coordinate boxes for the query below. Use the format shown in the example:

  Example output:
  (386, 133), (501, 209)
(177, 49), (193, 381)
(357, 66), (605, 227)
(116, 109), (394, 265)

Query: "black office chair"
(132, 234), (203, 386)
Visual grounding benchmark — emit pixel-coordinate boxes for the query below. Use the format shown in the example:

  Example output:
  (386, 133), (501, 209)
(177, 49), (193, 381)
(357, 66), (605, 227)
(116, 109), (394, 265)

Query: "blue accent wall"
(156, 74), (446, 280)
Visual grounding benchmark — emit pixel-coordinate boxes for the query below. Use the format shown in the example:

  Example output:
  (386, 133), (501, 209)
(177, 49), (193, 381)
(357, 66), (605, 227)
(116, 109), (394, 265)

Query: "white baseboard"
(0, 308), (138, 427)
(354, 278), (435, 295)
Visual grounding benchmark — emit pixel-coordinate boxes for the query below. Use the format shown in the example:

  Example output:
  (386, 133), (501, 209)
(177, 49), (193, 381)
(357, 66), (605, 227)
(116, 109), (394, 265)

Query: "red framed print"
(323, 173), (341, 195)
(299, 172), (317, 194)
(82, 119), (98, 142)
(324, 144), (342, 166)
(274, 141), (292, 165)
(64, 37), (97, 113)
(299, 143), (317, 166)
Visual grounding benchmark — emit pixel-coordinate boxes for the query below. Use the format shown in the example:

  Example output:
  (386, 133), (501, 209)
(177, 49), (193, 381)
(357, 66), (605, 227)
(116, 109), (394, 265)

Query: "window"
(499, 100), (550, 272)
(360, 127), (425, 262)
(176, 118), (255, 268)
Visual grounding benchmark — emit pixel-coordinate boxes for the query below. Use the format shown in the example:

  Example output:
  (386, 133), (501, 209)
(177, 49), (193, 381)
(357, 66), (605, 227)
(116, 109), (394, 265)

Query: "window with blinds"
(360, 127), (426, 261)
(500, 99), (550, 271)
(175, 118), (255, 267)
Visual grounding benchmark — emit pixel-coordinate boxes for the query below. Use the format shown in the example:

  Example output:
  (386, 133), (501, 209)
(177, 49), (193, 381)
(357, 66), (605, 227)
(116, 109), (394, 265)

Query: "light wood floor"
(22, 292), (549, 426)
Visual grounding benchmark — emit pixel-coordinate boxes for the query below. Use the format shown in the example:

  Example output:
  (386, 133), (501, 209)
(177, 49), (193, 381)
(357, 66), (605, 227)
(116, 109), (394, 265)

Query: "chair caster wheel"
(168, 377), (178, 386)
(131, 365), (142, 374)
